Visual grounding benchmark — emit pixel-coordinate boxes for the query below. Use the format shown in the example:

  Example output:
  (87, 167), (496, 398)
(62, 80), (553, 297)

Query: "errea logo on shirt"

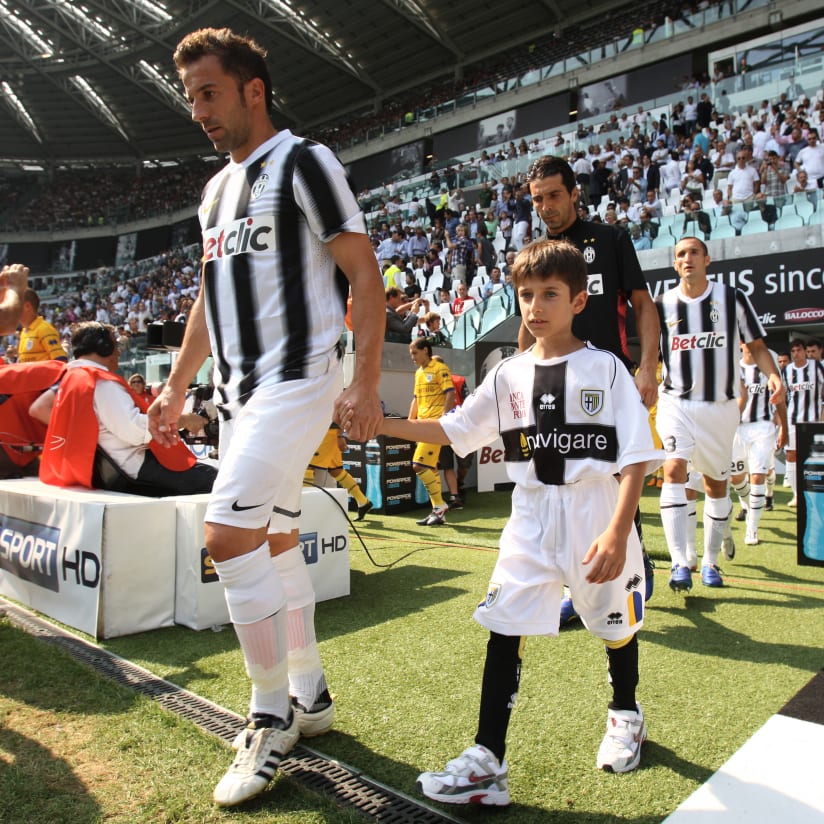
(202, 216), (276, 261)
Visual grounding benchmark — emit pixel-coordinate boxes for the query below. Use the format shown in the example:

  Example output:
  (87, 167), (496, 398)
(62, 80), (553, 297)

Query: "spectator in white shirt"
(726, 151), (761, 204)
(795, 129), (824, 185)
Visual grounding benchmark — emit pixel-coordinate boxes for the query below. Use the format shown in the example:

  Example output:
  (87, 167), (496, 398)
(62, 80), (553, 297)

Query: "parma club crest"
(580, 389), (604, 416)
(480, 582), (502, 609)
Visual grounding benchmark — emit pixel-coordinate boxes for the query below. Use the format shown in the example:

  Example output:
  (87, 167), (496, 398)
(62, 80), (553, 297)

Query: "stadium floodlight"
(1, 81), (44, 143)
(52, 0), (114, 42)
(259, 0), (361, 76)
(130, 0), (172, 23)
(138, 60), (190, 115)
(70, 75), (131, 142)
(0, 0), (54, 57)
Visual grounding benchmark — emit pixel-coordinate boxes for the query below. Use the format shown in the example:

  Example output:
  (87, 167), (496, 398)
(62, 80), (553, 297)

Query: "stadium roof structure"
(0, 0), (629, 169)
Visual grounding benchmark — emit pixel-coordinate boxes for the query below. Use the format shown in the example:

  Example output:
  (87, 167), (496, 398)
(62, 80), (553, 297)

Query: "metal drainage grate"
(1, 599), (463, 823)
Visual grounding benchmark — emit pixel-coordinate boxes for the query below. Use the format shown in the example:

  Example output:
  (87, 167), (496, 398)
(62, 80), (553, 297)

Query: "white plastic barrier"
(173, 487), (350, 631)
(0, 479), (176, 639)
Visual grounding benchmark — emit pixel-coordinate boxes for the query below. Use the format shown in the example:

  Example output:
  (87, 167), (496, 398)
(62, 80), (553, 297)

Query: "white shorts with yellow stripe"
(474, 477), (645, 643)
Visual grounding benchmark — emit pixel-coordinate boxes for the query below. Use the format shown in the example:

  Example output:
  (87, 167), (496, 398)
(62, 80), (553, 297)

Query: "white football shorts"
(735, 420), (776, 476)
(655, 393), (739, 481)
(474, 477), (645, 643)
(207, 353), (343, 533)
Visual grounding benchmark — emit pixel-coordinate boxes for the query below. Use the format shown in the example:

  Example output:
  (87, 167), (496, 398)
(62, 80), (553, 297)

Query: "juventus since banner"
(643, 247), (824, 331)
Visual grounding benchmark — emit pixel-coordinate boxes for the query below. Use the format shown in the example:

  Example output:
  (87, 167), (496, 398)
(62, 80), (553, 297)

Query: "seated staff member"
(0, 359), (65, 478)
(40, 321), (216, 495)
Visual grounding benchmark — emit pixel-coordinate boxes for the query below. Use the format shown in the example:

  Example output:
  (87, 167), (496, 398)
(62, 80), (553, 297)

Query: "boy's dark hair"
(423, 311), (440, 325)
(410, 337), (433, 356)
(509, 239), (588, 295)
(527, 156), (576, 193)
(174, 28), (273, 114)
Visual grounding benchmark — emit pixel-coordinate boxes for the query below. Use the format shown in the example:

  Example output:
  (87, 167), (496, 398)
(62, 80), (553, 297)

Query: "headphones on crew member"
(72, 323), (117, 358)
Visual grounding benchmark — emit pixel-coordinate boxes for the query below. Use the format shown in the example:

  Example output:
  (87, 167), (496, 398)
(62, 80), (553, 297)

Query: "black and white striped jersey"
(441, 343), (661, 487)
(198, 129), (365, 405)
(783, 359), (824, 424)
(656, 282), (764, 402)
(740, 352), (778, 423)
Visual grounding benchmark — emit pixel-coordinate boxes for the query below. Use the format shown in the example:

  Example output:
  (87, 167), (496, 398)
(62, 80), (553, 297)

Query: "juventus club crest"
(709, 301), (720, 324)
(583, 245), (596, 264)
(251, 173), (269, 200)
(581, 389), (604, 416)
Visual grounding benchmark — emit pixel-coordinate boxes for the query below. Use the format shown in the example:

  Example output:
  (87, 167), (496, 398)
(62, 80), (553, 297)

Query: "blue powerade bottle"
(802, 434), (824, 562)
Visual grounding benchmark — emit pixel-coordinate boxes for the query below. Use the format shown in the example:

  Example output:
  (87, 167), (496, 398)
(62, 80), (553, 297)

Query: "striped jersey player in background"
(655, 237), (784, 591)
(782, 339), (824, 507)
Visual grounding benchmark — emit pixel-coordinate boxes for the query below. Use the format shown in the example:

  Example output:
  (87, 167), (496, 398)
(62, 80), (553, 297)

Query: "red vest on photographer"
(40, 365), (195, 488)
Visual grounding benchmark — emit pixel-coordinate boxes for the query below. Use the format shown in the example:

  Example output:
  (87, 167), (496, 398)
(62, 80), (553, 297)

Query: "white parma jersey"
(783, 359), (824, 424)
(199, 130), (365, 406)
(441, 343), (662, 487)
(740, 351), (778, 423)
(657, 281), (764, 402)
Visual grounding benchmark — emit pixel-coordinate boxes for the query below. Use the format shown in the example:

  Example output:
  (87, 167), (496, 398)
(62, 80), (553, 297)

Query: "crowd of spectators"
(363, 74), (824, 270)
(0, 247), (201, 362)
(311, 0), (721, 152)
(0, 161), (217, 233)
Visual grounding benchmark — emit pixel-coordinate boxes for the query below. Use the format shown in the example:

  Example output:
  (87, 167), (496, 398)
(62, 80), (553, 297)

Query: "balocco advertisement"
(644, 248), (824, 329)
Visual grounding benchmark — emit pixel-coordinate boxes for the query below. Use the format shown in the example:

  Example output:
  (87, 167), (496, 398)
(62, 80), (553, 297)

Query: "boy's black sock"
(475, 632), (523, 763)
(606, 634), (639, 712)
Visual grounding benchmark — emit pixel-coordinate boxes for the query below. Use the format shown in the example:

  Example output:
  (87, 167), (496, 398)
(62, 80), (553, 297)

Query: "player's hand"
(0, 263), (29, 295)
(582, 528), (628, 584)
(767, 374), (785, 407)
(634, 365), (658, 409)
(147, 385), (187, 447)
(334, 380), (382, 442)
(776, 426), (788, 450)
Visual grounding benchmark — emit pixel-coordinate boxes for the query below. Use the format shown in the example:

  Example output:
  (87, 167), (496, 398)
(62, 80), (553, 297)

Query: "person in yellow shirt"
(18, 289), (67, 362)
(306, 422), (373, 520)
(408, 337), (455, 525)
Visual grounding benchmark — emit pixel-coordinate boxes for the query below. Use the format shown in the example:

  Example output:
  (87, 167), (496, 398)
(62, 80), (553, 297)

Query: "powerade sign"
(299, 532), (347, 565)
(643, 248), (824, 328)
(0, 515), (61, 592)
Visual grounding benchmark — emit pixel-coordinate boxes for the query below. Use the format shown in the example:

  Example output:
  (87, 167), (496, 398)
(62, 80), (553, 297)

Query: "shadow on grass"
(0, 621), (113, 824)
(0, 727), (102, 824)
(105, 562), (476, 682)
(0, 621), (135, 716)
(646, 589), (824, 671)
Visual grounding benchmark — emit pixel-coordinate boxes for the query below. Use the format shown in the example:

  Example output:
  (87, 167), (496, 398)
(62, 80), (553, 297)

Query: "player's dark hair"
(675, 236), (709, 256)
(71, 321), (117, 358)
(790, 338), (807, 349)
(527, 156), (576, 193)
(510, 239), (588, 296)
(410, 337), (433, 356)
(174, 28), (273, 114)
